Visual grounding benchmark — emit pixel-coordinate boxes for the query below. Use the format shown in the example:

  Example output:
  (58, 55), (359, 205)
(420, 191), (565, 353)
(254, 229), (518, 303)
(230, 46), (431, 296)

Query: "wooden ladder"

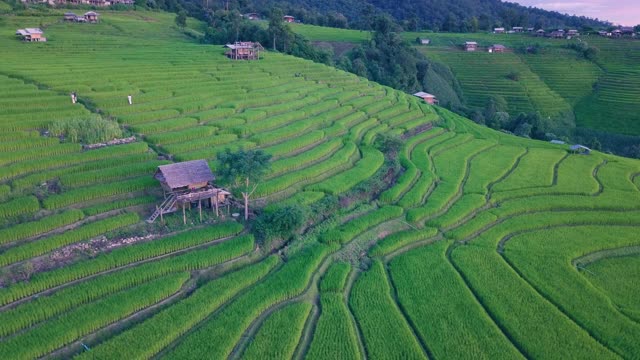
(146, 194), (176, 223)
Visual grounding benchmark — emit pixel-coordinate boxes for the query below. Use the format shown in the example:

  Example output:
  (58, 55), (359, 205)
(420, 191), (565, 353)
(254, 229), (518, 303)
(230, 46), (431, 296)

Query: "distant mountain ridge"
(247, 0), (608, 30)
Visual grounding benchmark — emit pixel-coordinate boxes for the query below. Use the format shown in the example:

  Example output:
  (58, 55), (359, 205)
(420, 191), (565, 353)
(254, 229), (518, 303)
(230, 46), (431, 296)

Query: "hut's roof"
(84, 11), (99, 16)
(570, 144), (591, 151)
(414, 91), (435, 98)
(225, 41), (263, 50)
(155, 160), (214, 189)
(465, 41), (478, 45)
(16, 28), (43, 36)
(492, 44), (506, 49)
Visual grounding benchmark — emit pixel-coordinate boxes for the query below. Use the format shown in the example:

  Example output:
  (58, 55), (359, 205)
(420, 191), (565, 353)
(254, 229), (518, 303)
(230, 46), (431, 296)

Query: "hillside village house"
(535, 29), (545, 36)
(420, 38), (430, 45)
(488, 44), (506, 53)
(283, 15), (295, 23)
(513, 26), (524, 32)
(570, 144), (591, 155)
(149, 160), (231, 224)
(464, 41), (478, 51)
(548, 30), (565, 38)
(527, 27), (534, 32)
(244, 13), (259, 20)
(413, 92), (438, 104)
(620, 26), (635, 35)
(15, 28), (46, 42)
(63, 12), (77, 21)
(567, 29), (579, 36)
(493, 27), (505, 34)
(225, 41), (264, 60)
(84, 11), (99, 23)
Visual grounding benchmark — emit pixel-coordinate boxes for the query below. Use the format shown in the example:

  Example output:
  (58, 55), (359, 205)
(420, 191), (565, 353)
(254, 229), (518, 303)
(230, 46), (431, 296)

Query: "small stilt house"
(225, 42), (264, 60)
(64, 12), (77, 21)
(15, 28), (46, 42)
(488, 44), (506, 53)
(570, 144), (591, 155)
(283, 15), (295, 23)
(413, 91), (438, 104)
(464, 41), (478, 51)
(84, 11), (99, 23)
(149, 160), (231, 224)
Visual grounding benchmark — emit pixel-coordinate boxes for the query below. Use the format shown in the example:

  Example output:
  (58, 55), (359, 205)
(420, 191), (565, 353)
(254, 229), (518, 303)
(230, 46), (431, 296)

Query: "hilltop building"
(149, 160), (231, 224)
(620, 26), (635, 35)
(548, 30), (565, 38)
(570, 144), (591, 155)
(15, 28), (46, 42)
(488, 44), (506, 53)
(413, 92), (438, 104)
(464, 41), (478, 51)
(283, 15), (295, 23)
(225, 42), (264, 60)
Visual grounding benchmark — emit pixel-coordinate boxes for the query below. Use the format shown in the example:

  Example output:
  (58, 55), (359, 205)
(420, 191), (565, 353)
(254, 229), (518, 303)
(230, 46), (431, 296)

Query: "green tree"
(216, 148), (272, 220)
(253, 205), (307, 249)
(514, 122), (533, 137)
(268, 8), (290, 51)
(175, 10), (187, 28)
(469, 16), (479, 32)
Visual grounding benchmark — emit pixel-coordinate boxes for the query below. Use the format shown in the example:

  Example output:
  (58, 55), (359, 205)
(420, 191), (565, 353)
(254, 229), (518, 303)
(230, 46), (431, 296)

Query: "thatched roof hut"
(154, 160), (214, 192)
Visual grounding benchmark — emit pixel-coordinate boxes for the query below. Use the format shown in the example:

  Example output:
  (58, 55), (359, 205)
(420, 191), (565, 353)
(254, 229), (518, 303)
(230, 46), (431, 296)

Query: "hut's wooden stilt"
(199, 199), (202, 222)
(215, 195), (219, 217)
(182, 202), (186, 225)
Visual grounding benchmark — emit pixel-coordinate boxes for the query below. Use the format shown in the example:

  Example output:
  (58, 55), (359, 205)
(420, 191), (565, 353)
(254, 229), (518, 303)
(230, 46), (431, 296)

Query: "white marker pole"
(127, 95), (132, 105)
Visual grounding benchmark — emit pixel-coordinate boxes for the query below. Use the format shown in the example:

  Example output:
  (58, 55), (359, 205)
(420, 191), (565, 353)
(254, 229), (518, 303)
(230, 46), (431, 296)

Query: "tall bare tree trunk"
(243, 192), (249, 220)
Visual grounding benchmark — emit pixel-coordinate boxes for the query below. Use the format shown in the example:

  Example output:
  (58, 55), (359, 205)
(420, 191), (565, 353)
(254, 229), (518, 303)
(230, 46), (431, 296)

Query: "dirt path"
(0, 233), (246, 312)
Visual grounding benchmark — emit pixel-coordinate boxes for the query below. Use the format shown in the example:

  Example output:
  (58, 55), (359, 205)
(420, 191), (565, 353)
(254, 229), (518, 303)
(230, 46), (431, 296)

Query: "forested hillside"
(220, 0), (608, 31)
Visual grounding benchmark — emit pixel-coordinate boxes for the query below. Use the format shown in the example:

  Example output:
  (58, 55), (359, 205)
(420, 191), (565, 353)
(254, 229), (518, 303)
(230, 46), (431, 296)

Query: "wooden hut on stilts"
(225, 42), (264, 60)
(148, 160), (231, 224)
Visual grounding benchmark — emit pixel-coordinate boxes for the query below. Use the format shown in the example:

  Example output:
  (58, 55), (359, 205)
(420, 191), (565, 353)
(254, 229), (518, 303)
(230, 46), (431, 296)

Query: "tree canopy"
(216, 148), (272, 188)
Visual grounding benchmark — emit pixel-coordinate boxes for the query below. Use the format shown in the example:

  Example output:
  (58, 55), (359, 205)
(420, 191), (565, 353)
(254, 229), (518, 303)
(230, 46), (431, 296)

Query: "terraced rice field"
(572, 37), (640, 135)
(425, 49), (573, 117)
(1, 10), (639, 359)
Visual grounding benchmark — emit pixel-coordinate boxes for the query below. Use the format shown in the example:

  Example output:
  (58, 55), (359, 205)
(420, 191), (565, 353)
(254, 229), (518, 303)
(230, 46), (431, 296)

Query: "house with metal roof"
(15, 28), (46, 42)
(413, 92), (438, 104)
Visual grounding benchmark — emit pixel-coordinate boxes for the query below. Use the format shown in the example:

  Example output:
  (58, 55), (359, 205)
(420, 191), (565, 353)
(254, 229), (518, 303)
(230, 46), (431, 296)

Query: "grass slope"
(0, 10), (639, 360)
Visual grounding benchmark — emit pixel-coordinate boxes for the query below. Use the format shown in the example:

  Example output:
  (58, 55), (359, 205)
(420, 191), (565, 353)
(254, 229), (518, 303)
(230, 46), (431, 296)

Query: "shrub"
(48, 115), (122, 144)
